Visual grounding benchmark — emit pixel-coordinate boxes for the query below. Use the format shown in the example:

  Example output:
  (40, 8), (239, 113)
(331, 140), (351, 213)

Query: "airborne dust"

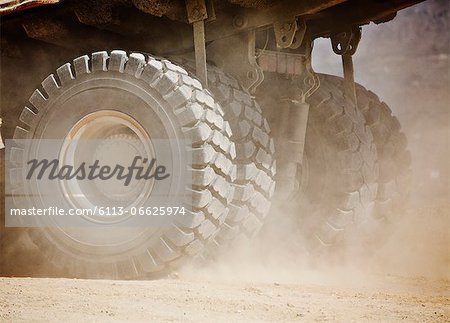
(181, 0), (450, 285)
(0, 1), (448, 321)
(0, 0), (448, 288)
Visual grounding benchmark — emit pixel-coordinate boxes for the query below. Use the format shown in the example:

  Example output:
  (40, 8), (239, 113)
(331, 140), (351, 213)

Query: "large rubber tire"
(257, 74), (379, 248)
(354, 79), (412, 219)
(204, 66), (276, 247)
(7, 50), (237, 278)
(317, 75), (411, 232)
(173, 59), (276, 249)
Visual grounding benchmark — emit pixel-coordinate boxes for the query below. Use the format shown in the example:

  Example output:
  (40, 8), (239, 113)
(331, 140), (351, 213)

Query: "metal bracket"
(290, 18), (307, 49)
(186, 0), (208, 86)
(330, 27), (361, 56)
(273, 18), (306, 49)
(208, 30), (264, 93)
(186, 0), (208, 23)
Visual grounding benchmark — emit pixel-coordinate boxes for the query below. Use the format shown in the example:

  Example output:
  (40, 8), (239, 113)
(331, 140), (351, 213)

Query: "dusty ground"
(0, 202), (447, 321)
(0, 1), (449, 322)
(0, 276), (448, 322)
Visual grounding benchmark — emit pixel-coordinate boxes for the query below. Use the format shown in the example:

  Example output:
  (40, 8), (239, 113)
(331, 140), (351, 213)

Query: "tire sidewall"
(19, 70), (189, 263)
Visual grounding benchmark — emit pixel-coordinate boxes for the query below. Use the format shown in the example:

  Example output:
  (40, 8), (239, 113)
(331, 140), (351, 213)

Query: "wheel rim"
(59, 110), (155, 225)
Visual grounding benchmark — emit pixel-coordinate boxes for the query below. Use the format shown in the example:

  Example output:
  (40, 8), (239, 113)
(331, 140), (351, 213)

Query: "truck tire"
(303, 74), (413, 249)
(173, 59), (276, 249)
(257, 74), (379, 248)
(316, 75), (411, 233)
(304, 76), (380, 247)
(353, 79), (412, 219)
(204, 66), (276, 248)
(8, 50), (237, 278)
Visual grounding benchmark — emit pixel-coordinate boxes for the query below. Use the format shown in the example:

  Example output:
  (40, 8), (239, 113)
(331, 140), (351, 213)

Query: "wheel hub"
(59, 110), (154, 224)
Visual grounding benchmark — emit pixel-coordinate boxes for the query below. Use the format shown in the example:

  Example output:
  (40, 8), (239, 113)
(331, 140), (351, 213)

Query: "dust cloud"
(180, 0), (449, 286)
(0, 1), (448, 286)
(0, 2), (449, 321)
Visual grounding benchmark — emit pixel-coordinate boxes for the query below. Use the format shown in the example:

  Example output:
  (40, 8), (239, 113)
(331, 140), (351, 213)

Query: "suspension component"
(330, 27), (361, 105)
(186, 0), (209, 86)
(275, 97), (310, 198)
(259, 40), (319, 199)
(273, 17), (307, 49)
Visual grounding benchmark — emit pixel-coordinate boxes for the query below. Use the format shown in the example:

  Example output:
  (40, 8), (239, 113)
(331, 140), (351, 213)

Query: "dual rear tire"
(257, 73), (410, 250)
(2, 49), (409, 276)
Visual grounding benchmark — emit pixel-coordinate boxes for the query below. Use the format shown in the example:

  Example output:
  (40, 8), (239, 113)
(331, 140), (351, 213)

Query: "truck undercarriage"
(0, 0), (420, 277)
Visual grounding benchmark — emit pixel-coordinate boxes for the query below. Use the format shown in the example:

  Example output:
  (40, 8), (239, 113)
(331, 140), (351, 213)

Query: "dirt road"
(0, 276), (448, 322)
(0, 2), (448, 322)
